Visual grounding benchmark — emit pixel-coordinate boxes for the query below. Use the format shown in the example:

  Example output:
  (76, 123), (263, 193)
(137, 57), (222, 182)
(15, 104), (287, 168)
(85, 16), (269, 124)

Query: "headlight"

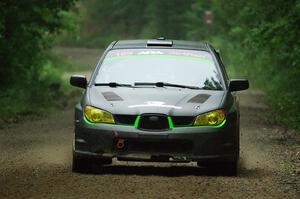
(84, 106), (115, 124)
(193, 109), (225, 126)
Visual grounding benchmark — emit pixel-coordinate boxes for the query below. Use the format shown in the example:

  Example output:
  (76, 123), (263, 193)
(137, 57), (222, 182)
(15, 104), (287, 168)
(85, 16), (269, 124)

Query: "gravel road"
(0, 48), (299, 199)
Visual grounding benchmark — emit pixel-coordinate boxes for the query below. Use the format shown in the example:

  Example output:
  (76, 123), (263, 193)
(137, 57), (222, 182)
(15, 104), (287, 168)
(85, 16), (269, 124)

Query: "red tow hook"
(116, 139), (125, 149)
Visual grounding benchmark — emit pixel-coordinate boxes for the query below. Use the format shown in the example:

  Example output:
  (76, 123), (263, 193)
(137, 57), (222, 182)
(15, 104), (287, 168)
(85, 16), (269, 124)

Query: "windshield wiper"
(134, 82), (201, 90)
(94, 82), (133, 87)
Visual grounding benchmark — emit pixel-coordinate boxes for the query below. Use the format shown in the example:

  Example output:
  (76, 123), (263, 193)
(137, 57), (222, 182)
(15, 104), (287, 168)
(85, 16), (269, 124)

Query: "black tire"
(197, 160), (238, 176)
(222, 160), (238, 176)
(72, 154), (92, 173)
(72, 153), (112, 173)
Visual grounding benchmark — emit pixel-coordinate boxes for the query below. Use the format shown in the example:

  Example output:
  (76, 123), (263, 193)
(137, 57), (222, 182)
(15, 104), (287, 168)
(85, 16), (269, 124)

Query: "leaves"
(0, 0), (76, 87)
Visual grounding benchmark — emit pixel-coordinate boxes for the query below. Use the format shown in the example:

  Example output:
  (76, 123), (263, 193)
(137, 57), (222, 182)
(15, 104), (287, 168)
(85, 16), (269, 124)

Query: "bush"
(0, 59), (65, 117)
(0, 1), (76, 118)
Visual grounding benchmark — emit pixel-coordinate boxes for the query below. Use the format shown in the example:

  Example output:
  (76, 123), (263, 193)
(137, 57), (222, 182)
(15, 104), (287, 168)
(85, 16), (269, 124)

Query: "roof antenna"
(157, 37), (165, 40)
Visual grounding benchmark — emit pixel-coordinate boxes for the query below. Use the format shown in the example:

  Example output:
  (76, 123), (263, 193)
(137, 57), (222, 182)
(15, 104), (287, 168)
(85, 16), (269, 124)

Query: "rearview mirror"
(70, 75), (87, 89)
(229, 79), (249, 92)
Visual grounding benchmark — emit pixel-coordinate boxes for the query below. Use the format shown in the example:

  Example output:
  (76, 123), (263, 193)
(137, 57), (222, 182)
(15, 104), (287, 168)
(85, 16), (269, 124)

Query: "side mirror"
(70, 75), (87, 89)
(229, 79), (249, 92)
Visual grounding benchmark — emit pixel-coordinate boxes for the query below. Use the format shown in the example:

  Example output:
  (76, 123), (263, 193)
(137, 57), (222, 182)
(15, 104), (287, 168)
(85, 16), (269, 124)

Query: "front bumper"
(74, 116), (238, 163)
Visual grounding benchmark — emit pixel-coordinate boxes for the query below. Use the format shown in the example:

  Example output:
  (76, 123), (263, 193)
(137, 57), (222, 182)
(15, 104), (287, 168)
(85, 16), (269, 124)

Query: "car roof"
(111, 38), (210, 51)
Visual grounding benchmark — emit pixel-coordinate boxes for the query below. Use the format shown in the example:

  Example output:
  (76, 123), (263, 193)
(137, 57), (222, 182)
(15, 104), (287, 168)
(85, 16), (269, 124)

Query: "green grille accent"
(168, 116), (174, 129)
(134, 115), (141, 128)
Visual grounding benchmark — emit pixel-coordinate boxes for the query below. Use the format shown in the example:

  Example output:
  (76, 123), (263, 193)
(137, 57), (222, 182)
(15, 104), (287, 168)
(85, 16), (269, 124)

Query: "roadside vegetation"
(1, 1), (299, 130)
(0, 1), (77, 118)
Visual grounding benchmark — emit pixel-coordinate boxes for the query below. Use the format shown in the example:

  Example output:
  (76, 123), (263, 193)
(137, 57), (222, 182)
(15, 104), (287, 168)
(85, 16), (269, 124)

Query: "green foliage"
(211, 0), (300, 129)
(59, 0), (148, 47)
(0, 1), (76, 117)
(0, 1), (76, 86)
(60, 0), (193, 48)
(141, 0), (192, 39)
(185, 0), (226, 40)
(0, 59), (65, 117)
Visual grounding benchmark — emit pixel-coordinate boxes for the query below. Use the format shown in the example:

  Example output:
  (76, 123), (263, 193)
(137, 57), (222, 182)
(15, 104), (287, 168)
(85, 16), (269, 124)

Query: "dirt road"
(0, 48), (299, 199)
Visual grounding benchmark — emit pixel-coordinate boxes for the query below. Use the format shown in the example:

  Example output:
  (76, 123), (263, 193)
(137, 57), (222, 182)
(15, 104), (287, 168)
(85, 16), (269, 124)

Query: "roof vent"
(147, 38), (173, 47)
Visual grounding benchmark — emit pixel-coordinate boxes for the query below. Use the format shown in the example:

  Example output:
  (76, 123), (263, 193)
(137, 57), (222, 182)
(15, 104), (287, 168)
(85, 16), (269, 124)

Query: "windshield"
(95, 49), (223, 90)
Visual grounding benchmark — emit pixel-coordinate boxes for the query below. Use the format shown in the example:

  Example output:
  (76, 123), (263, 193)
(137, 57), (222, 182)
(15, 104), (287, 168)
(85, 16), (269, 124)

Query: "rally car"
(70, 38), (249, 175)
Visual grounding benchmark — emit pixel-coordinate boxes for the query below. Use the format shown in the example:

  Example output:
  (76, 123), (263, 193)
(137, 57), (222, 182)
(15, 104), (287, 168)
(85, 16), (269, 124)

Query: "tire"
(222, 160), (238, 176)
(72, 154), (92, 173)
(72, 152), (112, 173)
(197, 160), (238, 176)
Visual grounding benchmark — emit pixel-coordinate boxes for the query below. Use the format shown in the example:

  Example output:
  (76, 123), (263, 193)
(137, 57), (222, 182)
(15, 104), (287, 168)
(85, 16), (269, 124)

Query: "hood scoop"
(102, 92), (123, 101)
(187, 94), (211, 103)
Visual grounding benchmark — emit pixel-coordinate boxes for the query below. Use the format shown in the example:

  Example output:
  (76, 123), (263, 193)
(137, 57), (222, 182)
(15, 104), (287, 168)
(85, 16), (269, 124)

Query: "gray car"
(70, 38), (249, 175)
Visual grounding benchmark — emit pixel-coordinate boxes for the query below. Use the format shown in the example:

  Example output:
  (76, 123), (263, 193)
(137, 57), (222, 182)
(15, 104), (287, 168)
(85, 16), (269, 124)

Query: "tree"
(0, 0), (76, 87)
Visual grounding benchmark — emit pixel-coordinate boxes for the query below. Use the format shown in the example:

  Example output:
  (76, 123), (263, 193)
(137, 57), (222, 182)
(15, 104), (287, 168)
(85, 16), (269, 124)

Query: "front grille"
(127, 139), (193, 153)
(114, 115), (137, 125)
(171, 116), (195, 126)
(113, 114), (195, 127)
(138, 114), (169, 131)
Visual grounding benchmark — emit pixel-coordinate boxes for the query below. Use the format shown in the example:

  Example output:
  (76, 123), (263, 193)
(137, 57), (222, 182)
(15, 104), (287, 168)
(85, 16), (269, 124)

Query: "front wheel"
(72, 153), (93, 173)
(197, 160), (238, 176)
(222, 160), (238, 176)
(72, 153), (112, 173)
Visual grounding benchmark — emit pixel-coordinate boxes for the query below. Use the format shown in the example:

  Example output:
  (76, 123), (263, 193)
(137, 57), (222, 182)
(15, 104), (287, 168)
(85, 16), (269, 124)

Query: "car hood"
(88, 87), (225, 116)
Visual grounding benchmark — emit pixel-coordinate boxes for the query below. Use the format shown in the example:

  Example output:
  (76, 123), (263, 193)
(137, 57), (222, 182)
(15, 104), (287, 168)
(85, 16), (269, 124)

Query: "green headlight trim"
(84, 116), (132, 127)
(174, 119), (226, 129)
(134, 115), (141, 128)
(84, 116), (94, 125)
(210, 119), (226, 128)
